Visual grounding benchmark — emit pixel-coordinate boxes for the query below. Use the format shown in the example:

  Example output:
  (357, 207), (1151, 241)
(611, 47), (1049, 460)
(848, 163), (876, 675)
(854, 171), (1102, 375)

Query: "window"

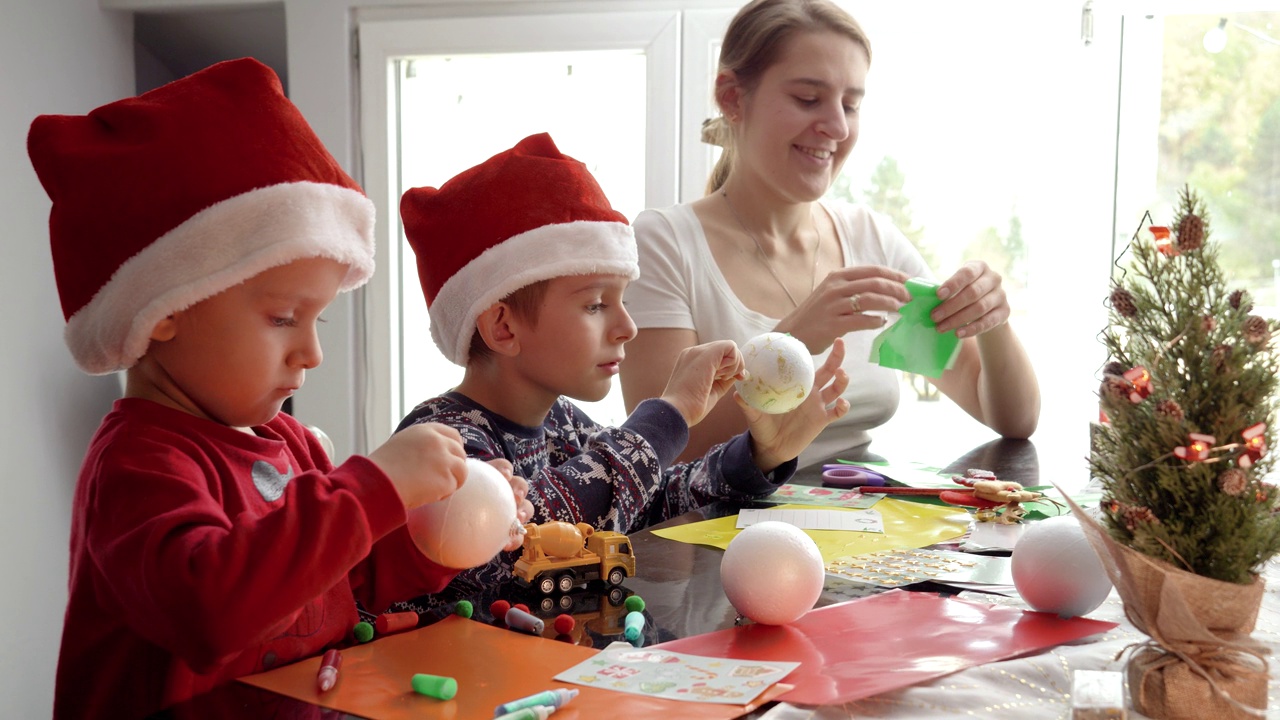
(357, 3), (1225, 477)
(1115, 10), (1280, 317)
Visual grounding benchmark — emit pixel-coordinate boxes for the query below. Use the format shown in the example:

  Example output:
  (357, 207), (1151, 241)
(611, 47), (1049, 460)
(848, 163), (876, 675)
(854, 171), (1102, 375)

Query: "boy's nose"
(290, 328), (324, 369)
(615, 306), (638, 343)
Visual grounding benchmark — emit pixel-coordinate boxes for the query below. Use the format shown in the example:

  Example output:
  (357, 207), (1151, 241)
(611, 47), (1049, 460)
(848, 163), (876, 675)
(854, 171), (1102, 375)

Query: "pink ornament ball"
(1012, 515), (1113, 618)
(720, 521), (825, 625)
(406, 458), (516, 569)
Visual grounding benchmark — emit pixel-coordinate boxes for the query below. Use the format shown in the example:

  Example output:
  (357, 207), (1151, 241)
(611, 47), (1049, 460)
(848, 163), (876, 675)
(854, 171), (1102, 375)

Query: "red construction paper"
(653, 590), (1118, 706)
(239, 615), (788, 719)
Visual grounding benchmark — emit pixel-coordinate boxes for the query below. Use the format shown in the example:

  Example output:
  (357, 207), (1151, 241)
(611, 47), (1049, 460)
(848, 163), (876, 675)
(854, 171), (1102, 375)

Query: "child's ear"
(149, 315), (178, 342)
(475, 303), (521, 357)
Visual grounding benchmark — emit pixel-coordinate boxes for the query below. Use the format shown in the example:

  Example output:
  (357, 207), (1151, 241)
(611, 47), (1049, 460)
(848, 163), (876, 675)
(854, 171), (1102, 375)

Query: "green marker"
(411, 673), (458, 700)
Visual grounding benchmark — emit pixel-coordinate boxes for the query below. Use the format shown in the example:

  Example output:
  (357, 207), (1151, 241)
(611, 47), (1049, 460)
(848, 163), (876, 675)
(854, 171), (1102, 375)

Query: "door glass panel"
(1117, 11), (1280, 317)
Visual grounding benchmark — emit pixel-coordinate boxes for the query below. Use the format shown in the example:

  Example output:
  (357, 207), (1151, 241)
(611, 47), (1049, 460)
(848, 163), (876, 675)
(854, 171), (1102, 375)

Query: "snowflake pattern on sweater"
(390, 393), (794, 615)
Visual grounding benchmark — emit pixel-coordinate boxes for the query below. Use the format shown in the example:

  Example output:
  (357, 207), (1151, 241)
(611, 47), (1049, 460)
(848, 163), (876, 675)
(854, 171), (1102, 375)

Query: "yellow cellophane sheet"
(651, 499), (969, 563)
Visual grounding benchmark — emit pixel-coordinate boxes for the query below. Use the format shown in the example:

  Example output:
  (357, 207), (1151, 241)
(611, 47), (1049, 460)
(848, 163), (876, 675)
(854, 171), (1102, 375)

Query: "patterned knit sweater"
(390, 393), (795, 614)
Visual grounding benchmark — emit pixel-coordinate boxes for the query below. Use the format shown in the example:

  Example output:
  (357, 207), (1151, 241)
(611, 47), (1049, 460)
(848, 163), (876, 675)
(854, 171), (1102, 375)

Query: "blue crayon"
(624, 610), (645, 643)
(493, 706), (553, 720)
(494, 687), (578, 716)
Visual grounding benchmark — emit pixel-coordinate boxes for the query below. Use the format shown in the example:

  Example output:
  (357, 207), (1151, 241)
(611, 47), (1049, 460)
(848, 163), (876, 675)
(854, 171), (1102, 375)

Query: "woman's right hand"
(775, 265), (912, 354)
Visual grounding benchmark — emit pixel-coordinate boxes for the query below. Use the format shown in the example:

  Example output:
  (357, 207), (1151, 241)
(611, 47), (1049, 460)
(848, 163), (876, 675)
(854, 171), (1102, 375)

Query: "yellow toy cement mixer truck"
(513, 521), (636, 595)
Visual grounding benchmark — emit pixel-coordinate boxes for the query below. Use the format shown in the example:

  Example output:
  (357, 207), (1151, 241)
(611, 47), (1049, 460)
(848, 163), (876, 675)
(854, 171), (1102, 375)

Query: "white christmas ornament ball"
(406, 458), (516, 569)
(736, 332), (815, 414)
(1012, 515), (1113, 618)
(721, 521), (825, 625)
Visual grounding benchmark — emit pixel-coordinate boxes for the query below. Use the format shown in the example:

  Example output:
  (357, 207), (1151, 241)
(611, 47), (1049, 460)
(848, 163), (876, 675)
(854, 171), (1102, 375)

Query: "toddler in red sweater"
(27, 58), (532, 720)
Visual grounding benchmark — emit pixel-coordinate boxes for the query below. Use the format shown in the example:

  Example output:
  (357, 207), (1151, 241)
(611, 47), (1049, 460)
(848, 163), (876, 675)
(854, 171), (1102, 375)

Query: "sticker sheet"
(762, 483), (880, 509)
(737, 507), (884, 533)
(554, 642), (799, 705)
(826, 548), (1013, 588)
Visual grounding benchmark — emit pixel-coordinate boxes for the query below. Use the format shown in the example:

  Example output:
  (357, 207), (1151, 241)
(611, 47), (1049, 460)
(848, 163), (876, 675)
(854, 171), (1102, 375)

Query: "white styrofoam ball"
(406, 458), (516, 569)
(721, 521), (825, 625)
(1012, 515), (1113, 618)
(735, 332), (815, 414)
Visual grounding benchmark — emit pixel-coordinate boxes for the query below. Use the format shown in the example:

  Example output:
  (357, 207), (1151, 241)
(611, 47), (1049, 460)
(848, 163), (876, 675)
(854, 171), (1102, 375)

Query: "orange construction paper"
(239, 615), (788, 719)
(653, 590), (1118, 706)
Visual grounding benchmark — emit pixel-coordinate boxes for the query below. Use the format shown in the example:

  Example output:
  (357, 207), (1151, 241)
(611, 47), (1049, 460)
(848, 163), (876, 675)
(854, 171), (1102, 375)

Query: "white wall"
(2, 2), (133, 716)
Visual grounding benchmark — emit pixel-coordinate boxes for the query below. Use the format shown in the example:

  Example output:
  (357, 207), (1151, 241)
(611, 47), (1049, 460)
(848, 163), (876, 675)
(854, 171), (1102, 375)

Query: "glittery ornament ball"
(735, 332), (815, 414)
(1012, 515), (1113, 619)
(721, 521), (824, 625)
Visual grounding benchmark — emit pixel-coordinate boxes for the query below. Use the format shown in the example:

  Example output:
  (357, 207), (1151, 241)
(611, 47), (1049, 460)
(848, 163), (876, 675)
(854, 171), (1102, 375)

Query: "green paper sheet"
(651, 500), (968, 563)
(869, 278), (962, 378)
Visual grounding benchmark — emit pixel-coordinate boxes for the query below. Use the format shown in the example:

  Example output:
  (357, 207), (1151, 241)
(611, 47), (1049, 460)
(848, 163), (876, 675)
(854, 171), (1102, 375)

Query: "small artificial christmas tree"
(1092, 186), (1280, 582)
(1083, 185), (1280, 718)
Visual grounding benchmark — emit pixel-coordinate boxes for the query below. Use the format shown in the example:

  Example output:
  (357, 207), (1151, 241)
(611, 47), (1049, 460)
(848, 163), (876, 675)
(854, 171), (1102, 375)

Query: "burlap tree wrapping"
(1088, 186), (1280, 718)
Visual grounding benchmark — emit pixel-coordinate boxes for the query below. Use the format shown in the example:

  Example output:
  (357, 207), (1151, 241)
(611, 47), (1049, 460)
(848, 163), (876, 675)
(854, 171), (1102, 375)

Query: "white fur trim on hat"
(66, 181), (375, 374)
(429, 220), (638, 365)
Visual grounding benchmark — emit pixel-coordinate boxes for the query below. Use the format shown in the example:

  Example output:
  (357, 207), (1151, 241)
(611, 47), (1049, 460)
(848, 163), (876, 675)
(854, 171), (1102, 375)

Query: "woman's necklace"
(721, 188), (822, 309)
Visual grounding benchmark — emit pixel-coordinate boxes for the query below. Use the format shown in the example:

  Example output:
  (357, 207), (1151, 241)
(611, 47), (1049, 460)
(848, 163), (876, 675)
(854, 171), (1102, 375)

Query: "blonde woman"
(621, 0), (1039, 467)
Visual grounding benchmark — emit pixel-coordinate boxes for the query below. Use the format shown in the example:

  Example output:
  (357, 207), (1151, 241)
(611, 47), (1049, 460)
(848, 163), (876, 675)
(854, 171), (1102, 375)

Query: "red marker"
(316, 648), (342, 692)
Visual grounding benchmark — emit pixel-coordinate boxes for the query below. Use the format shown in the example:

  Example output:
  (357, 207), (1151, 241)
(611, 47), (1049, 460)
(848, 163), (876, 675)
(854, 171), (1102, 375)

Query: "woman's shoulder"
(819, 198), (929, 274)
(634, 202), (701, 238)
(819, 198), (896, 235)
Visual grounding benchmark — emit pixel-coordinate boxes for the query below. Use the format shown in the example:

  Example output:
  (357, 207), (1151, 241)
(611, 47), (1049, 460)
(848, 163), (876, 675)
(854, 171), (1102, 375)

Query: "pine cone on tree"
(1176, 212), (1205, 251)
(1110, 287), (1137, 318)
(1102, 361), (1127, 378)
(1211, 343), (1233, 373)
(1155, 399), (1185, 421)
(1245, 316), (1271, 346)
(1218, 468), (1247, 496)
(1229, 289), (1252, 312)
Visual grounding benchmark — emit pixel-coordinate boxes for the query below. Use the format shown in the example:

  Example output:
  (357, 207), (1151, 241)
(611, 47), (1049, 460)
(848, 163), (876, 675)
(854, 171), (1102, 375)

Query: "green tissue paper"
(869, 278), (961, 379)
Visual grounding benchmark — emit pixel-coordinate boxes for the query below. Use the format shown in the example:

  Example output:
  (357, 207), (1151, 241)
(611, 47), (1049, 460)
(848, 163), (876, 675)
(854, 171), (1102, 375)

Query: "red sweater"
(54, 399), (457, 720)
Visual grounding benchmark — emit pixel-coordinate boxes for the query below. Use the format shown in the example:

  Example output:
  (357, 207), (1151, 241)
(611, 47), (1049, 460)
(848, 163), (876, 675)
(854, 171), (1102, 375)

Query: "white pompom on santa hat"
(400, 133), (638, 366)
(27, 57), (375, 375)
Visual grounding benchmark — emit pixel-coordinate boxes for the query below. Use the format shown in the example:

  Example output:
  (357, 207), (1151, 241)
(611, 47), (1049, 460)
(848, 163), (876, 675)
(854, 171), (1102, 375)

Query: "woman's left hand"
(932, 261), (1011, 339)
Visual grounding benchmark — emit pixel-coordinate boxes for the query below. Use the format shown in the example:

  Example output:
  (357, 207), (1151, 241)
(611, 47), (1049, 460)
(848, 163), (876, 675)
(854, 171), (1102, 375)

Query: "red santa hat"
(401, 133), (637, 366)
(27, 57), (375, 375)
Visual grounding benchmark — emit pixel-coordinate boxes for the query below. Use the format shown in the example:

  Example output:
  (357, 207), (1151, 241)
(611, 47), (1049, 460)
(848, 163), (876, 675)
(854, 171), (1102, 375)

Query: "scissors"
(820, 464), (889, 488)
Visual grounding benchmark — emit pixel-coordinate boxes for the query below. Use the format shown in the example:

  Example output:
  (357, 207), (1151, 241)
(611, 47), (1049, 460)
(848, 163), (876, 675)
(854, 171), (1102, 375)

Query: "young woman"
(621, 0), (1039, 467)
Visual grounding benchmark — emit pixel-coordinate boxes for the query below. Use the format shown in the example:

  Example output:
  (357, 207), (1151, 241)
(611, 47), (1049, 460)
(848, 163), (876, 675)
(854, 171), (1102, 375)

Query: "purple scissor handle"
(820, 464), (889, 488)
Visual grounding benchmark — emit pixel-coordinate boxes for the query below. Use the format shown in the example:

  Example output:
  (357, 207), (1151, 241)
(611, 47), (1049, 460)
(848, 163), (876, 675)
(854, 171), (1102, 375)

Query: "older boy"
(393, 133), (849, 608)
(29, 59), (530, 720)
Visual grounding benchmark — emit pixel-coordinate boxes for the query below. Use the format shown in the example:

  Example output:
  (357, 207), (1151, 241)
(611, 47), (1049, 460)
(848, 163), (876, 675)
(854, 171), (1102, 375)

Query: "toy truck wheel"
(539, 597), (556, 613)
(556, 573), (576, 594)
(537, 575), (558, 595)
(607, 567), (626, 586)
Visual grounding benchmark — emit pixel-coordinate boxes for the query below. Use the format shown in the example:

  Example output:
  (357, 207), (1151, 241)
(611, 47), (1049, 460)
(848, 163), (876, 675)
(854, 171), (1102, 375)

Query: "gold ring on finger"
(850, 294), (863, 314)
